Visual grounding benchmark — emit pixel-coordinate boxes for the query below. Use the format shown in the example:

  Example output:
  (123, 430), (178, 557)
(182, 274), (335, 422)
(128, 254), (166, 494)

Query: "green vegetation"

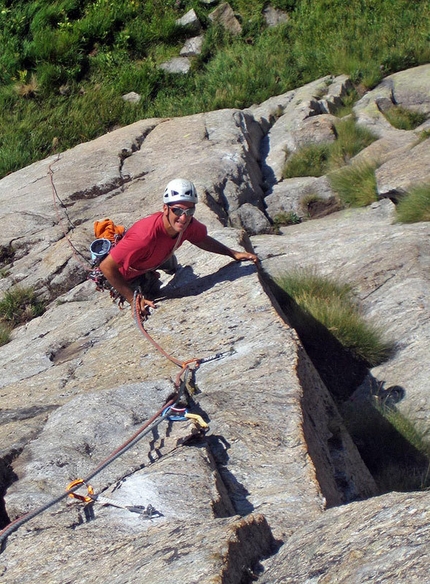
(0, 0), (429, 178)
(0, 286), (46, 345)
(395, 183), (430, 223)
(0, 322), (11, 346)
(283, 117), (377, 178)
(283, 144), (331, 179)
(276, 268), (392, 366)
(272, 210), (301, 229)
(329, 161), (378, 207)
(383, 105), (428, 130)
(341, 397), (430, 492)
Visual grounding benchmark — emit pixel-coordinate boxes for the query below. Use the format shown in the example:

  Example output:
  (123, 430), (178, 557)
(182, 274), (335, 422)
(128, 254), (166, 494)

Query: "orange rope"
(132, 292), (201, 378)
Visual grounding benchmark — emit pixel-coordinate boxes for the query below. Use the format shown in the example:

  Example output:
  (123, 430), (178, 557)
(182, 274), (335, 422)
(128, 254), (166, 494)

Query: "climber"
(99, 178), (259, 315)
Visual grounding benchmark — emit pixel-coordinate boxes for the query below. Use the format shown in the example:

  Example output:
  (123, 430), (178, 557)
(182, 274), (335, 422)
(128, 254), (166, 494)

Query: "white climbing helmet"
(163, 178), (198, 205)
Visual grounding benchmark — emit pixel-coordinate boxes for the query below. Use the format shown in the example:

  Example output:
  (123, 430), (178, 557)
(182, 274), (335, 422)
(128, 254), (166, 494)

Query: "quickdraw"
(66, 479), (95, 503)
(162, 406), (209, 430)
(65, 480), (162, 519)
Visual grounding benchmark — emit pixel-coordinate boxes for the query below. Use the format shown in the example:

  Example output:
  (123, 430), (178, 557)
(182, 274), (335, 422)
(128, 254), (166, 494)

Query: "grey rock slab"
(4, 381), (180, 518)
(122, 91), (141, 103)
(176, 9), (202, 35)
(2, 228), (373, 560)
(261, 490), (430, 583)
(228, 202), (272, 235)
(354, 64), (430, 137)
(259, 77), (342, 186)
(265, 176), (335, 221)
(251, 200), (430, 423)
(352, 130), (419, 168)
(381, 63), (430, 114)
(1, 514), (275, 584)
(376, 137), (430, 199)
(122, 109), (265, 220)
(263, 6), (289, 27)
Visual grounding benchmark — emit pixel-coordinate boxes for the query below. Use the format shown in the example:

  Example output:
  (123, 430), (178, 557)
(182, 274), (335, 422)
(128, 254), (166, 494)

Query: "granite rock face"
(0, 65), (429, 582)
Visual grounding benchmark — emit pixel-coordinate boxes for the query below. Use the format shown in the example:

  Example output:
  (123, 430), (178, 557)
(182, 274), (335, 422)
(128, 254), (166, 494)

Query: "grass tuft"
(272, 211), (301, 230)
(0, 322), (11, 346)
(383, 105), (428, 131)
(0, 286), (46, 328)
(395, 183), (430, 223)
(276, 268), (393, 366)
(283, 144), (331, 178)
(283, 117), (377, 179)
(329, 162), (378, 207)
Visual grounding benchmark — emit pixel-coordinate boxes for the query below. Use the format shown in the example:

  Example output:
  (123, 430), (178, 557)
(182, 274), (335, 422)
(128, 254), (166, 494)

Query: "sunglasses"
(169, 206), (196, 217)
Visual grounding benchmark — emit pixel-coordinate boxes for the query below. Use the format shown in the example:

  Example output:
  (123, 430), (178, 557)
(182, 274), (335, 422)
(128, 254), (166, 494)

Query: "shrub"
(276, 268), (393, 366)
(0, 286), (45, 328)
(383, 105), (428, 130)
(395, 184), (430, 223)
(329, 162), (378, 207)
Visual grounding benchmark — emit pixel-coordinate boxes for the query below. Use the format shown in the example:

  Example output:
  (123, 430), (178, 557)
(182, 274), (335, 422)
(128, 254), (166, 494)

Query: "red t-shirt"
(110, 212), (207, 281)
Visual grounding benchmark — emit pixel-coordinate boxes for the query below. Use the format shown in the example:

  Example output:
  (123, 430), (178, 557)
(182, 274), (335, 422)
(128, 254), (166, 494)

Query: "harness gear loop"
(66, 479), (95, 503)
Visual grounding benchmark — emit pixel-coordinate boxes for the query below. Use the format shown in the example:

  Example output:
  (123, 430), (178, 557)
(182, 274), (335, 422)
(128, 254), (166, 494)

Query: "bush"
(276, 268), (393, 366)
(329, 162), (378, 207)
(395, 184), (430, 223)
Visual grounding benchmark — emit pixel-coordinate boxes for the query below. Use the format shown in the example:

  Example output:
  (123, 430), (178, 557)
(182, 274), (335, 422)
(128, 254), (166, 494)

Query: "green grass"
(276, 268), (393, 366)
(395, 183), (430, 223)
(0, 0), (429, 178)
(0, 286), (46, 328)
(0, 322), (11, 346)
(282, 117), (378, 179)
(329, 161), (378, 207)
(283, 144), (331, 178)
(272, 211), (301, 230)
(341, 397), (430, 492)
(383, 105), (428, 130)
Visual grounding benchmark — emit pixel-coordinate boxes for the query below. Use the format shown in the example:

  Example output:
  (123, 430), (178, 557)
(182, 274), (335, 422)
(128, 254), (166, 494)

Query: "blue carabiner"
(162, 406), (188, 421)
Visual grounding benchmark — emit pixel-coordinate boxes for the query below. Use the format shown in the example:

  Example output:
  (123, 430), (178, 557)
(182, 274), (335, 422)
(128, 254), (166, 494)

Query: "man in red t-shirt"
(100, 178), (258, 315)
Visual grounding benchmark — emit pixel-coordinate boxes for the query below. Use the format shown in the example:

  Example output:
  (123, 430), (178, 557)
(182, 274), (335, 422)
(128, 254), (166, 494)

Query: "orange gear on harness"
(94, 218), (125, 243)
